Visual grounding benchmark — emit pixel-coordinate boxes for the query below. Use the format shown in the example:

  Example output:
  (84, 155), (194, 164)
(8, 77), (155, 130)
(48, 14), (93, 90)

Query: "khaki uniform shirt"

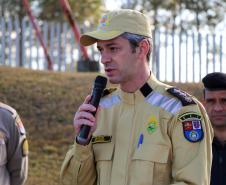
(60, 75), (213, 185)
(0, 102), (28, 185)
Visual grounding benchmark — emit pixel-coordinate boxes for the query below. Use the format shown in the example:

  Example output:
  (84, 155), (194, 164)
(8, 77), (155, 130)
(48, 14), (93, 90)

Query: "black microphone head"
(94, 75), (107, 89)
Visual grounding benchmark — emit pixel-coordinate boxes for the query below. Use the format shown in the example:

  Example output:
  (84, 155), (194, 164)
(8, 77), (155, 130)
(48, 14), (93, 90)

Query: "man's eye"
(221, 99), (226, 104)
(206, 99), (215, 104)
(110, 47), (119, 52)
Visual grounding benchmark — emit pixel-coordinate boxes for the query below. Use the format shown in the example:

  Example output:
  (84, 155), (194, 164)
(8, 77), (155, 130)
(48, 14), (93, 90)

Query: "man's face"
(204, 90), (226, 127)
(97, 36), (140, 86)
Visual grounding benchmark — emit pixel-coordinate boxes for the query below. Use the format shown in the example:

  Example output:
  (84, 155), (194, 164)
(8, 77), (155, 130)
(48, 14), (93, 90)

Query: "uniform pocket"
(129, 144), (170, 185)
(0, 139), (7, 166)
(92, 142), (114, 185)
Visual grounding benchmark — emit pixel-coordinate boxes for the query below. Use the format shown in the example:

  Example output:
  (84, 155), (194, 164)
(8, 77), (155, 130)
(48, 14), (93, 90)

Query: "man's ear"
(137, 39), (150, 58)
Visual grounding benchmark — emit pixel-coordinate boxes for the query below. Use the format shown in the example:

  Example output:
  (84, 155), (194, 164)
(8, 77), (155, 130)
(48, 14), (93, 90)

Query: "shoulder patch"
(102, 88), (117, 97)
(179, 112), (204, 142)
(167, 87), (196, 106)
(22, 138), (29, 156)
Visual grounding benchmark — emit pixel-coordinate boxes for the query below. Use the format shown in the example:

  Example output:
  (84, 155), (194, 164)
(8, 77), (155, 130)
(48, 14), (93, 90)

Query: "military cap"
(80, 9), (152, 46)
(202, 72), (226, 91)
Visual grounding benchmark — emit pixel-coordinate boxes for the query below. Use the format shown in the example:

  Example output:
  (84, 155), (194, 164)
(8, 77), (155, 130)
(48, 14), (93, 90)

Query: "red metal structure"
(59, 0), (89, 60)
(23, 0), (53, 70)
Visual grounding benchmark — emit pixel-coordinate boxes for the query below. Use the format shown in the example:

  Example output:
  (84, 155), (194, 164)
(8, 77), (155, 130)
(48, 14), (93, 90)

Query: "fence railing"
(0, 16), (225, 82)
(152, 29), (226, 83)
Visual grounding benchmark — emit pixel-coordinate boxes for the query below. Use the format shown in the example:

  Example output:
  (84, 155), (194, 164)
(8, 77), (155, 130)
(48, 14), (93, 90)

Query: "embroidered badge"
(22, 138), (29, 156)
(179, 112), (203, 142)
(92, 135), (112, 144)
(147, 116), (158, 134)
(97, 15), (110, 32)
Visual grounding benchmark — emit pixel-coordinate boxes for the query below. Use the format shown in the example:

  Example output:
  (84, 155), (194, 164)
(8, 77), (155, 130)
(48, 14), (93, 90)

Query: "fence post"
(164, 29), (168, 81)
(192, 32), (195, 82)
(185, 32), (188, 82)
(213, 34), (216, 72)
(220, 35), (223, 72)
(172, 30), (175, 82)
(206, 34), (209, 74)
(7, 16), (13, 66)
(1, 17), (6, 65)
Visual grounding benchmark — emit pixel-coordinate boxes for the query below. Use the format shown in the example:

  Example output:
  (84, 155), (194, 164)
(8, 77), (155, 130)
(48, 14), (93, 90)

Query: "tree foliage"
(0, 0), (104, 24)
(0, 0), (27, 17)
(121, 0), (226, 32)
(36, 0), (103, 24)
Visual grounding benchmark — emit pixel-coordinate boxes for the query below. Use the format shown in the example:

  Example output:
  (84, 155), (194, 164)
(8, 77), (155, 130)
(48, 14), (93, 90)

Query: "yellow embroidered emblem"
(92, 135), (112, 144)
(22, 138), (29, 156)
(147, 116), (158, 134)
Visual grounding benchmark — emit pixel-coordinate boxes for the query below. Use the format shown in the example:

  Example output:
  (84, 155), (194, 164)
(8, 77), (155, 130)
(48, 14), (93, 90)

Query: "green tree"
(122, 0), (226, 31)
(36, 0), (103, 24)
(181, 0), (225, 31)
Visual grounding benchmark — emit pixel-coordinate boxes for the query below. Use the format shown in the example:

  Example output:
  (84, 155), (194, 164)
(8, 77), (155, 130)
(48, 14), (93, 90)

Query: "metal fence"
(153, 29), (226, 83)
(0, 16), (225, 82)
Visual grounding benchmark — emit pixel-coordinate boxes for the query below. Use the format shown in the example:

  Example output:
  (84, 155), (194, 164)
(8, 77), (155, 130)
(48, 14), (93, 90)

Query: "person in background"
(0, 102), (28, 185)
(60, 9), (213, 185)
(202, 72), (226, 185)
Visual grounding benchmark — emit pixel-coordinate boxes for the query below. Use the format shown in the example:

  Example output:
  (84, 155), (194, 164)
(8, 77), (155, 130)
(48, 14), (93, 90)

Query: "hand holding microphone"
(74, 75), (107, 145)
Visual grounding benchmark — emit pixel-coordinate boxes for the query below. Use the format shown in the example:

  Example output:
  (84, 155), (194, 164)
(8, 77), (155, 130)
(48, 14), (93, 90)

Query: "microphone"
(77, 75), (107, 144)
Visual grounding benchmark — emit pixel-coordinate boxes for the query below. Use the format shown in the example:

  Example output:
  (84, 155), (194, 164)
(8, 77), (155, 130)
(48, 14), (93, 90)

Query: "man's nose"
(100, 52), (111, 64)
(213, 102), (224, 111)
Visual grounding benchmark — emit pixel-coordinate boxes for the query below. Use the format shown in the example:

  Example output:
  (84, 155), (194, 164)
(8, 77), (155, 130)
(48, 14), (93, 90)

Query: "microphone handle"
(77, 88), (103, 144)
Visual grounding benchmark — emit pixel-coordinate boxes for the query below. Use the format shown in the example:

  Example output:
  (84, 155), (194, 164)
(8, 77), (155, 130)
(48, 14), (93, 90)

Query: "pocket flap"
(133, 144), (170, 163)
(93, 142), (114, 161)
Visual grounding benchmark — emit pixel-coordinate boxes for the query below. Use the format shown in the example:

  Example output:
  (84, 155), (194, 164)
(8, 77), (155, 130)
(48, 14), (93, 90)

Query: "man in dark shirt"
(202, 72), (226, 185)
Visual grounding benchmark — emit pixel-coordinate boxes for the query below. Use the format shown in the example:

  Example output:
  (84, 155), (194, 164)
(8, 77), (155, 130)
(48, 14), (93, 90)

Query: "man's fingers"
(74, 119), (95, 132)
(75, 111), (95, 122)
(78, 104), (96, 113)
(84, 95), (92, 104)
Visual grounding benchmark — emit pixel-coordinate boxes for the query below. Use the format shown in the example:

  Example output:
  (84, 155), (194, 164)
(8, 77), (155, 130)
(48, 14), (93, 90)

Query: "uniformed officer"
(60, 9), (213, 185)
(0, 102), (28, 185)
(202, 72), (226, 185)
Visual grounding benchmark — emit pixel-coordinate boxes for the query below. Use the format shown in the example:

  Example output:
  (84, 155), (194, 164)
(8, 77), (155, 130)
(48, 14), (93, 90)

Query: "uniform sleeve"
(60, 141), (97, 185)
(7, 115), (28, 185)
(169, 102), (213, 185)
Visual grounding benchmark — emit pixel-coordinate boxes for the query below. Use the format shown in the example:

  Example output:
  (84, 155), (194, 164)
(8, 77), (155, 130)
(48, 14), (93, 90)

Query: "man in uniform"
(0, 102), (28, 185)
(60, 9), (213, 185)
(202, 72), (226, 185)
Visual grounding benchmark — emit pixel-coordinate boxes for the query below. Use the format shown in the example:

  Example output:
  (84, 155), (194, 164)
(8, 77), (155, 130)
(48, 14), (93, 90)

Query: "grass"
(0, 66), (204, 185)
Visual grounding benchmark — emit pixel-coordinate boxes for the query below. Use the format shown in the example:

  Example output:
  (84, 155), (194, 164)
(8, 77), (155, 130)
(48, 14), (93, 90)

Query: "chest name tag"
(92, 135), (112, 144)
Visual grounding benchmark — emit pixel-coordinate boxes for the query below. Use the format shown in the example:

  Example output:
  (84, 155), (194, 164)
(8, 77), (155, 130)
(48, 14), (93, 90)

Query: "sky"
(104, 0), (123, 10)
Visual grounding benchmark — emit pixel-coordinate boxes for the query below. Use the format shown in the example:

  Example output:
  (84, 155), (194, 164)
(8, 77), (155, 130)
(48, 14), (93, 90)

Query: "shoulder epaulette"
(0, 102), (17, 119)
(167, 87), (196, 106)
(102, 88), (117, 97)
(0, 102), (25, 134)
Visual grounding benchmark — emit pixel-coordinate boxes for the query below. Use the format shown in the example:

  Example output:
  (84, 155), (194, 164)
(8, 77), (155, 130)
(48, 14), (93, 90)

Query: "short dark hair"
(121, 32), (152, 62)
(202, 72), (226, 91)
